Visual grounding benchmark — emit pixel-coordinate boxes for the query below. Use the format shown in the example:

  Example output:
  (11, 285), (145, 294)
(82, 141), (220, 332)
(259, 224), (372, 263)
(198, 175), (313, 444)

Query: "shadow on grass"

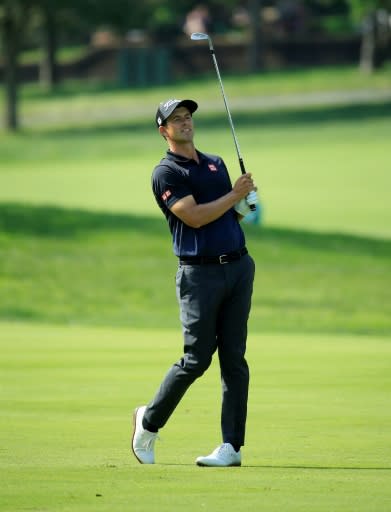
(251, 465), (391, 471)
(1, 203), (389, 258)
(201, 101), (391, 130)
(0, 202), (165, 237)
(162, 463), (391, 470)
(26, 101), (391, 139)
(244, 223), (391, 258)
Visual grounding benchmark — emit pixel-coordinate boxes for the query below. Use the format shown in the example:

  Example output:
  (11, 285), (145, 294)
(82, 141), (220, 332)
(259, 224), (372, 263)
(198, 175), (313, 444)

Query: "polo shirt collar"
(166, 149), (205, 164)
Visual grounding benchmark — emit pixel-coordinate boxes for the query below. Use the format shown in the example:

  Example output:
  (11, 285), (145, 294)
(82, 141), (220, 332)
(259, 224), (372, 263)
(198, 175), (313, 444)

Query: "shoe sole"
(196, 461), (241, 467)
(131, 407), (144, 464)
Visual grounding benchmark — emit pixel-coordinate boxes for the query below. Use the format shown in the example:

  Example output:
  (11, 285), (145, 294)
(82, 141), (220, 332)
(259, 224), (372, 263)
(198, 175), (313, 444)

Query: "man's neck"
(168, 142), (199, 162)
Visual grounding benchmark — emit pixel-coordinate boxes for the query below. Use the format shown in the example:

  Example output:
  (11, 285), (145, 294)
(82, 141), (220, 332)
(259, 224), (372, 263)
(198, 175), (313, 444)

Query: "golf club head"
(190, 32), (209, 41)
(190, 32), (213, 51)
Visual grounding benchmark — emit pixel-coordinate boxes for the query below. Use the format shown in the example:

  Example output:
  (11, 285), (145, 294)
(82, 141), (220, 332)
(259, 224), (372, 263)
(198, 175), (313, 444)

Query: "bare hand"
(232, 173), (256, 200)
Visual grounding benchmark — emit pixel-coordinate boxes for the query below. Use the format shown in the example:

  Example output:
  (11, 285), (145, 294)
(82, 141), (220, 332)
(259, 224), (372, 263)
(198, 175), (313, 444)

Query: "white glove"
(246, 190), (259, 208)
(234, 198), (251, 217)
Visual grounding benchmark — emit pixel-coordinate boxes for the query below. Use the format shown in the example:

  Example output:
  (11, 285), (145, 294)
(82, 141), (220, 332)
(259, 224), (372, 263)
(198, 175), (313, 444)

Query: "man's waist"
(179, 247), (248, 265)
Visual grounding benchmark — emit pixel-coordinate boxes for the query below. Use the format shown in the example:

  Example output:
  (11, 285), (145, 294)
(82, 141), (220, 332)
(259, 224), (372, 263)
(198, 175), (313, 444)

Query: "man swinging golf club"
(131, 97), (258, 467)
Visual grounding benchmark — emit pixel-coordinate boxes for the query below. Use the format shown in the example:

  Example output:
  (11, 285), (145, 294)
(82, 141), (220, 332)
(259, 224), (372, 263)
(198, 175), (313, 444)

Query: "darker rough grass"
(1, 203), (390, 335)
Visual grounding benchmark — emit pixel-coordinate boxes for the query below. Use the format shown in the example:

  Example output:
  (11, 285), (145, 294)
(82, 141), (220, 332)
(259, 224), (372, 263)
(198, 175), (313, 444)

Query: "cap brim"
(175, 99), (198, 115)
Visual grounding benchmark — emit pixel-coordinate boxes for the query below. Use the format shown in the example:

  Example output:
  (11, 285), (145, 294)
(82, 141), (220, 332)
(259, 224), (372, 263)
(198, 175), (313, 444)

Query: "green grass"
(0, 203), (390, 334)
(1, 322), (391, 511)
(19, 45), (88, 65)
(1, 69), (391, 509)
(0, 63), (390, 131)
(16, 63), (391, 101)
(1, 75), (391, 333)
(1, 102), (390, 238)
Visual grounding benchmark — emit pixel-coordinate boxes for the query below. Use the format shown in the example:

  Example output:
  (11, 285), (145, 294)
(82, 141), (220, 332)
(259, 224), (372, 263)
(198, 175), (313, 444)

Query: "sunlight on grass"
(1, 323), (390, 511)
(19, 45), (89, 65)
(1, 66), (391, 512)
(1, 103), (390, 238)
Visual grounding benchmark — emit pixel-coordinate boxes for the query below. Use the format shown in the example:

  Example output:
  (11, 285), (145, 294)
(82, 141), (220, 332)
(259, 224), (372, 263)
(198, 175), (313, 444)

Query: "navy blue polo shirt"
(151, 150), (245, 257)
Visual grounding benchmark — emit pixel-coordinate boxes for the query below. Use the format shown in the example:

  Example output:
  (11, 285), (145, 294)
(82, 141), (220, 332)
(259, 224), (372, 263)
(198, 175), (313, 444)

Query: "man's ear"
(159, 125), (168, 139)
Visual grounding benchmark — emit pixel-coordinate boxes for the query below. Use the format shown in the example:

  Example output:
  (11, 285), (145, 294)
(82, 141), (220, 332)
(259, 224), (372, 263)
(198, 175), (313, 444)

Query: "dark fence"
(0, 35), (362, 86)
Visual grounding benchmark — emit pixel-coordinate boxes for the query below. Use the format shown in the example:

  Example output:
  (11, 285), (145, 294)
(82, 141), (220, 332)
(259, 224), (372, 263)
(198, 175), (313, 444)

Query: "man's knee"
(178, 352), (212, 378)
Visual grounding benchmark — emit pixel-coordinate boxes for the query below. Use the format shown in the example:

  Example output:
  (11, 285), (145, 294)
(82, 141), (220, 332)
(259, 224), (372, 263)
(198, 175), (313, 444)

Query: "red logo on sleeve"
(208, 163), (217, 172)
(162, 190), (172, 201)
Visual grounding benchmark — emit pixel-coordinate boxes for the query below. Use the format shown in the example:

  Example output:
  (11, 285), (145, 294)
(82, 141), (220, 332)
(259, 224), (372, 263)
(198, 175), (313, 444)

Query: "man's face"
(160, 106), (194, 143)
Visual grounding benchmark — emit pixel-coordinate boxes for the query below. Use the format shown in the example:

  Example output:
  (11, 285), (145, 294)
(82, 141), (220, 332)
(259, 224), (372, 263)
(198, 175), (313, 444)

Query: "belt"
(179, 247), (248, 265)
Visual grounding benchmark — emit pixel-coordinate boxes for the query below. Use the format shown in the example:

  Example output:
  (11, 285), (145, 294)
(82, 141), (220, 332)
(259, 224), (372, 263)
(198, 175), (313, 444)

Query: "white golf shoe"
(196, 443), (241, 467)
(131, 406), (158, 464)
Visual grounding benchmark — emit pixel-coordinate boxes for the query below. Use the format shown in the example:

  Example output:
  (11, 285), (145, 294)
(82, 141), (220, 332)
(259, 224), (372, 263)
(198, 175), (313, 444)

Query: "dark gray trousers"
(144, 254), (255, 447)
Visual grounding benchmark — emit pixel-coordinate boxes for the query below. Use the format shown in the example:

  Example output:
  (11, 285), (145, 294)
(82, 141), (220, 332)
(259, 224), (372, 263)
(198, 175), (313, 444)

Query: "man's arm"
(170, 173), (254, 228)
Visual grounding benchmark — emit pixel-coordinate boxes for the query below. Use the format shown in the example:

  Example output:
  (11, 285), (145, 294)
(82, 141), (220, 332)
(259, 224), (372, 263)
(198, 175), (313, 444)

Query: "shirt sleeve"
(152, 164), (192, 210)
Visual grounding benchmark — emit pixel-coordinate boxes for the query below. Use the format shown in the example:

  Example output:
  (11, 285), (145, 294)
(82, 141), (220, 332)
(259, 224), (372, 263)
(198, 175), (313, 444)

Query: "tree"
(0, 0), (90, 130)
(248, 0), (262, 72)
(0, 0), (33, 131)
(347, 0), (391, 72)
(38, 1), (58, 90)
(37, 0), (91, 91)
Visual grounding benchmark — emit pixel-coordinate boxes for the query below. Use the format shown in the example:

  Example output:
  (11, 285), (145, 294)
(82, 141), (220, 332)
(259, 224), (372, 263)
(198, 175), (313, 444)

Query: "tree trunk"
(2, 2), (20, 131)
(248, 0), (262, 72)
(360, 13), (376, 73)
(360, 10), (391, 73)
(39, 4), (58, 90)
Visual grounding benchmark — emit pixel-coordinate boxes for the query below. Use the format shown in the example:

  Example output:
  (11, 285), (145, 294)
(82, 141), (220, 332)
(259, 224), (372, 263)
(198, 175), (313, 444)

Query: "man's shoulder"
(153, 156), (186, 178)
(152, 159), (188, 190)
(201, 151), (221, 162)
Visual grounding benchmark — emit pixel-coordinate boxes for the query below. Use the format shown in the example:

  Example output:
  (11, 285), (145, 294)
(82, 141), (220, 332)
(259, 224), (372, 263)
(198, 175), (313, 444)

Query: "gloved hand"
(234, 198), (251, 217)
(246, 190), (259, 209)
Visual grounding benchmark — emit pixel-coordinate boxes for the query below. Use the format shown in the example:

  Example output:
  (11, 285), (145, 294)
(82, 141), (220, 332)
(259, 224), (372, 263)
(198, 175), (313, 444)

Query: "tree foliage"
(343, 0), (391, 72)
(1, 0), (390, 131)
(347, 0), (391, 20)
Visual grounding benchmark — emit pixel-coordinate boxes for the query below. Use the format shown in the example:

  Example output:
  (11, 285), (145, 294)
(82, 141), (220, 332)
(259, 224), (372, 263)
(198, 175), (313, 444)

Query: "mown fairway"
(0, 66), (390, 238)
(1, 68), (391, 511)
(0, 104), (390, 237)
(1, 323), (391, 512)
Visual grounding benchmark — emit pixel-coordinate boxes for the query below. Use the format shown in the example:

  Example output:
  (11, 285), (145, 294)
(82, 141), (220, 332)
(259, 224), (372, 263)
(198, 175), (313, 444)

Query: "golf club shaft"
(208, 41), (256, 210)
(209, 50), (244, 172)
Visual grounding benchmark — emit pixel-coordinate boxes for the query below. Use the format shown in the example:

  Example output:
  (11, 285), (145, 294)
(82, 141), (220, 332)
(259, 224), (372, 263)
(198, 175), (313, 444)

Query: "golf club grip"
(239, 157), (246, 175)
(239, 158), (256, 212)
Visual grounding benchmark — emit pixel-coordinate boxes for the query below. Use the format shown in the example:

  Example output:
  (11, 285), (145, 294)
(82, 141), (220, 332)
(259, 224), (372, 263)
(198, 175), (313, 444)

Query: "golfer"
(132, 98), (257, 467)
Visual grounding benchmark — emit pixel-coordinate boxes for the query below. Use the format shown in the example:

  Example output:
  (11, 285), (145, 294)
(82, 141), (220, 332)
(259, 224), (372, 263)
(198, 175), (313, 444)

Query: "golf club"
(190, 32), (256, 211)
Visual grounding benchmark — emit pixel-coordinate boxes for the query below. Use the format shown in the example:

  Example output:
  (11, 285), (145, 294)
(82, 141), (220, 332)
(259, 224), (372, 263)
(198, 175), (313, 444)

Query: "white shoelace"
(140, 431), (159, 450)
(214, 443), (234, 457)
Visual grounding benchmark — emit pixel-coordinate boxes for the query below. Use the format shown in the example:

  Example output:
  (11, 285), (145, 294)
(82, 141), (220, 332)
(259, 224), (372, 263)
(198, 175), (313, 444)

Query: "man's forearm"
(171, 190), (241, 229)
